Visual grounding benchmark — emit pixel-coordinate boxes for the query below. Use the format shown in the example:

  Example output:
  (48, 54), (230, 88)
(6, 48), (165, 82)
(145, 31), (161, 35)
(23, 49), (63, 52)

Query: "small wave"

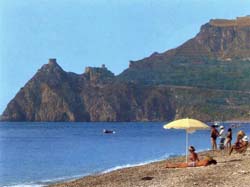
(101, 153), (178, 174)
(4, 151), (210, 187)
(38, 173), (92, 185)
(162, 153), (181, 159)
(3, 184), (44, 187)
(2, 173), (90, 187)
(101, 150), (211, 175)
(102, 163), (143, 174)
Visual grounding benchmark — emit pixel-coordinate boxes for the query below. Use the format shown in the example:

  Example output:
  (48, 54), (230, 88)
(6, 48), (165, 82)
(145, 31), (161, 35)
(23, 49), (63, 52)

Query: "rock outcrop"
(119, 16), (250, 90)
(128, 16), (250, 66)
(1, 59), (176, 121)
(2, 16), (250, 122)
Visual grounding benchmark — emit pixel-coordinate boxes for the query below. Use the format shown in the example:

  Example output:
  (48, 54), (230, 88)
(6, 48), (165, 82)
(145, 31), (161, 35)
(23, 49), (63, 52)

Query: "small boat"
(103, 129), (115, 134)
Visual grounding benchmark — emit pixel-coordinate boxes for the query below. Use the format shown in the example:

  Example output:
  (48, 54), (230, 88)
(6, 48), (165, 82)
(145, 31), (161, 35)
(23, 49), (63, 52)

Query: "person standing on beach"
(225, 128), (232, 149)
(210, 125), (219, 150)
(219, 126), (226, 150)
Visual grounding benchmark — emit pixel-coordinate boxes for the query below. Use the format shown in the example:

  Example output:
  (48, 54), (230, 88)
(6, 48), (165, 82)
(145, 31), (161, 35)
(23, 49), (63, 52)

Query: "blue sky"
(0, 0), (250, 113)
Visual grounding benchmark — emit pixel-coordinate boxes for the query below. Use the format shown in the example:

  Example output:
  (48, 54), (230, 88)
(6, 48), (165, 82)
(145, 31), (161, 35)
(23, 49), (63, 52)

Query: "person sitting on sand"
(188, 146), (199, 164)
(166, 155), (217, 168)
(165, 146), (217, 168)
(229, 135), (249, 155)
(236, 130), (245, 142)
(231, 130), (245, 149)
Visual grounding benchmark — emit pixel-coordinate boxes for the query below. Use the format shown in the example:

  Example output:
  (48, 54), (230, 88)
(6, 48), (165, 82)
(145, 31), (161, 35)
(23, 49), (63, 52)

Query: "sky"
(0, 0), (250, 114)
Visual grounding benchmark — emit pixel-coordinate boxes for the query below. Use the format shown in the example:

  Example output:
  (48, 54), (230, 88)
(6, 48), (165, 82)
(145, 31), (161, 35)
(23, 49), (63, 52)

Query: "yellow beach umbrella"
(163, 118), (210, 162)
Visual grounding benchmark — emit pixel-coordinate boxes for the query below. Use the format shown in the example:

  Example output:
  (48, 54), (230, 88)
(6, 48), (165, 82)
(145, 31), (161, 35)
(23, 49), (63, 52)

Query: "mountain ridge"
(2, 16), (250, 122)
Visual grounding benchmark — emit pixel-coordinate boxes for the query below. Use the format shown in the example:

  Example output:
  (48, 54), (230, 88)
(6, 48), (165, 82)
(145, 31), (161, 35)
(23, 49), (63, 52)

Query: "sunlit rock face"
(2, 17), (250, 122)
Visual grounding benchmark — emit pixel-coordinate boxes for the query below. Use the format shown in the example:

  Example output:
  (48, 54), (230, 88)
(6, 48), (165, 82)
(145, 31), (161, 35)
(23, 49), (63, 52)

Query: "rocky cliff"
(128, 16), (250, 65)
(1, 59), (176, 121)
(120, 16), (250, 90)
(2, 16), (250, 122)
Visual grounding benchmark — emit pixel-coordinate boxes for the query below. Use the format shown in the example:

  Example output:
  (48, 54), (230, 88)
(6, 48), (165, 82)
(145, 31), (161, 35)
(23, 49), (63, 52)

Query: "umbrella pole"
(186, 131), (188, 163)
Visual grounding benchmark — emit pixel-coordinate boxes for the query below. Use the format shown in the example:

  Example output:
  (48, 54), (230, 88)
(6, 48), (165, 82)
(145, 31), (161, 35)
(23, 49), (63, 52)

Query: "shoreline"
(48, 149), (250, 187)
(45, 154), (184, 186)
(15, 154), (185, 187)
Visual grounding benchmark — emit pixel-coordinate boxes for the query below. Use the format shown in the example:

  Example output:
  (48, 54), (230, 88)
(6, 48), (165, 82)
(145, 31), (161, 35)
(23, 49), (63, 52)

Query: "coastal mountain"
(1, 59), (175, 121)
(119, 16), (250, 90)
(2, 16), (250, 122)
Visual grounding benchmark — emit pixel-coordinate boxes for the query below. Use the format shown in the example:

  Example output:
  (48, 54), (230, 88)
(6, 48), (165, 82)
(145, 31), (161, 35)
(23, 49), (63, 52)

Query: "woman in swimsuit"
(229, 135), (248, 155)
(210, 125), (219, 150)
(165, 159), (217, 168)
(165, 146), (217, 168)
(225, 128), (232, 149)
(188, 146), (199, 166)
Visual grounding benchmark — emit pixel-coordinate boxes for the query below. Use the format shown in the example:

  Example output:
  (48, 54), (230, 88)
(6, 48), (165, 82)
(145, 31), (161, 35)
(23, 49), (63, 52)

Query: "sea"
(0, 122), (250, 187)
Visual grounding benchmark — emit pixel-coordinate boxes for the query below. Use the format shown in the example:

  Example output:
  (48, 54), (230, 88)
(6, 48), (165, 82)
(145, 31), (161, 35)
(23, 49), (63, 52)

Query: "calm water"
(0, 122), (250, 186)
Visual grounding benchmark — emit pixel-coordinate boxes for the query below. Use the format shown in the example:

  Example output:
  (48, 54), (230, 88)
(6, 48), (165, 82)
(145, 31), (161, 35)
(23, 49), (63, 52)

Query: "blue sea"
(0, 122), (250, 187)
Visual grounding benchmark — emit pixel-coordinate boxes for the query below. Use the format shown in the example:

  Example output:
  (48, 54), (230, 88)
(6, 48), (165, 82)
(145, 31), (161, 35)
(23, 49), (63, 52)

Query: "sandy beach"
(49, 148), (250, 187)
